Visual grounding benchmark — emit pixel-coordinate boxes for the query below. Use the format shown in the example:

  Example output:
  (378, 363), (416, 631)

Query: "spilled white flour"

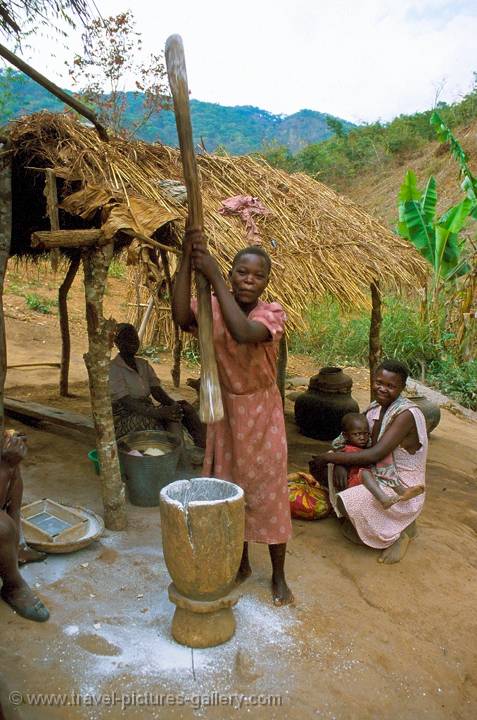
(60, 588), (296, 698)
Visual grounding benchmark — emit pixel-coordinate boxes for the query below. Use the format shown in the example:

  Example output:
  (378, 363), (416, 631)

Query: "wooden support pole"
(138, 295), (155, 343)
(369, 281), (382, 400)
(59, 254), (80, 397)
(276, 333), (288, 407)
(44, 169), (60, 271)
(82, 242), (127, 530)
(0, 148), (12, 443)
(159, 248), (182, 388)
(32, 229), (104, 249)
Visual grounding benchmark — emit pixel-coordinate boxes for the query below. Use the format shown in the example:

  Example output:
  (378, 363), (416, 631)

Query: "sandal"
(1, 590), (50, 622)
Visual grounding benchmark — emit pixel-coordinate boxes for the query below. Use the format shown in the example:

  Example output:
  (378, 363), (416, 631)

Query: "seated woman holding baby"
(311, 359), (428, 564)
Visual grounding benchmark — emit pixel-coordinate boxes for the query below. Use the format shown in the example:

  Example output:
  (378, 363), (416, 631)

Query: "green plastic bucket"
(88, 449), (100, 475)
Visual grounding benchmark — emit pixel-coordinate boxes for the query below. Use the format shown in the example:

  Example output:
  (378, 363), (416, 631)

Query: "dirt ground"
(1, 267), (477, 720)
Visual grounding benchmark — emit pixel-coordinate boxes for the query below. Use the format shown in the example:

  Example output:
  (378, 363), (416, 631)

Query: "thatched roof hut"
(1, 111), (426, 530)
(6, 112), (425, 333)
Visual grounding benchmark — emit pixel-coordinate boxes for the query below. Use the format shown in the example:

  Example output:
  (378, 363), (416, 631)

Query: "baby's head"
(341, 413), (369, 448)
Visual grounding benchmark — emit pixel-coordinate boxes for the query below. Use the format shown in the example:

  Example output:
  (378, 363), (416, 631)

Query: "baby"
(335, 413), (424, 509)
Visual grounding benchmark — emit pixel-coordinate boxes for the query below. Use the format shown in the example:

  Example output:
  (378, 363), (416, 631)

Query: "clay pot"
(294, 366), (359, 441)
(409, 396), (441, 435)
(160, 478), (244, 648)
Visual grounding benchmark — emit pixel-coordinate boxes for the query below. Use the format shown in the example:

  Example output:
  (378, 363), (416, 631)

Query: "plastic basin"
(118, 430), (181, 507)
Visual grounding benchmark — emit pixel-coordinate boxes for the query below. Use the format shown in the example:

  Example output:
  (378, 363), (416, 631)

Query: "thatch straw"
(7, 111), (426, 337)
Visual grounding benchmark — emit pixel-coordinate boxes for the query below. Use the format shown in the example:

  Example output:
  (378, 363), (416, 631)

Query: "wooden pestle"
(165, 34), (224, 423)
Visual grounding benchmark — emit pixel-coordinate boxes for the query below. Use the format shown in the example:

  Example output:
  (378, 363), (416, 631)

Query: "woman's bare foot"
(18, 545), (47, 566)
(271, 575), (294, 606)
(378, 532), (410, 564)
(235, 562), (252, 585)
(1, 579), (49, 622)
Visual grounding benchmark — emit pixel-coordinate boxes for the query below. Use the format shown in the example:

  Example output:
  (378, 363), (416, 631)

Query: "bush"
(25, 294), (56, 314)
(289, 295), (476, 409)
(427, 358), (477, 410)
(108, 260), (126, 279)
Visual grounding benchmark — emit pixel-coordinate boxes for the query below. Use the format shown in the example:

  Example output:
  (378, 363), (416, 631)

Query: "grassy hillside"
(0, 70), (354, 154)
(343, 120), (477, 228)
(259, 81), (477, 227)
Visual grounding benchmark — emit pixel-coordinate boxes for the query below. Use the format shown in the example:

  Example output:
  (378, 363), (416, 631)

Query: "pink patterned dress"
(191, 296), (292, 544)
(338, 404), (428, 549)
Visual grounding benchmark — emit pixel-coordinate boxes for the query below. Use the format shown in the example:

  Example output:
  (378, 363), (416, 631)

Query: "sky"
(9, 0), (477, 124)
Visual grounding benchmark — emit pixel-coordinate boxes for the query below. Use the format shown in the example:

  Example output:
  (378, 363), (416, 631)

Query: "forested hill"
(0, 72), (354, 154)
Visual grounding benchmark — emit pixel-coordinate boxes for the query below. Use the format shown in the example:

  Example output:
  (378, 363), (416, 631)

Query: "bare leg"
(235, 542), (252, 584)
(361, 470), (399, 509)
(333, 465), (349, 491)
(404, 520), (418, 538)
(269, 543), (294, 606)
(393, 483), (425, 502)
(336, 495), (348, 518)
(0, 512), (49, 622)
(341, 519), (363, 544)
(179, 401), (206, 448)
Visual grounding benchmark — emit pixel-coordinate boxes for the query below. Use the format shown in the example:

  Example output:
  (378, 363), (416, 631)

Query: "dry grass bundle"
(7, 111), (426, 340)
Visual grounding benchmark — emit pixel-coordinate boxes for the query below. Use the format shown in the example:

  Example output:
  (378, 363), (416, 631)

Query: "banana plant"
(430, 111), (477, 215)
(398, 169), (472, 282)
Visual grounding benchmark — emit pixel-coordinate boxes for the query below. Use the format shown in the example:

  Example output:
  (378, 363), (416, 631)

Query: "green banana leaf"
(434, 199), (473, 277)
(421, 176), (437, 225)
(401, 200), (435, 264)
(398, 170), (421, 204)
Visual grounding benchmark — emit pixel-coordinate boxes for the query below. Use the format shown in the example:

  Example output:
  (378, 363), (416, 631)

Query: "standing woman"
(172, 230), (293, 605)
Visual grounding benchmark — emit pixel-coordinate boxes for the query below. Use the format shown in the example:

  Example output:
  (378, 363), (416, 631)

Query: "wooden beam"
(7, 363), (60, 369)
(44, 169), (61, 271)
(160, 247), (182, 388)
(0, 43), (109, 142)
(120, 228), (181, 255)
(31, 229), (105, 249)
(0, 147), (11, 444)
(138, 295), (155, 343)
(4, 397), (94, 437)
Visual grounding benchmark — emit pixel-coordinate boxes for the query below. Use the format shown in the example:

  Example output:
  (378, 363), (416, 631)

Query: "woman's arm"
(172, 229), (196, 330)
(119, 395), (182, 422)
(191, 238), (270, 344)
(313, 411), (416, 467)
(150, 385), (174, 406)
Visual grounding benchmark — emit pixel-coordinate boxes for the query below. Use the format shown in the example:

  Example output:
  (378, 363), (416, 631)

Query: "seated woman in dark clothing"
(109, 323), (205, 448)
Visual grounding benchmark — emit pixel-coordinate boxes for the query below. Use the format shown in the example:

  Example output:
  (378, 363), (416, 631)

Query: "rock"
(286, 376), (310, 388)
